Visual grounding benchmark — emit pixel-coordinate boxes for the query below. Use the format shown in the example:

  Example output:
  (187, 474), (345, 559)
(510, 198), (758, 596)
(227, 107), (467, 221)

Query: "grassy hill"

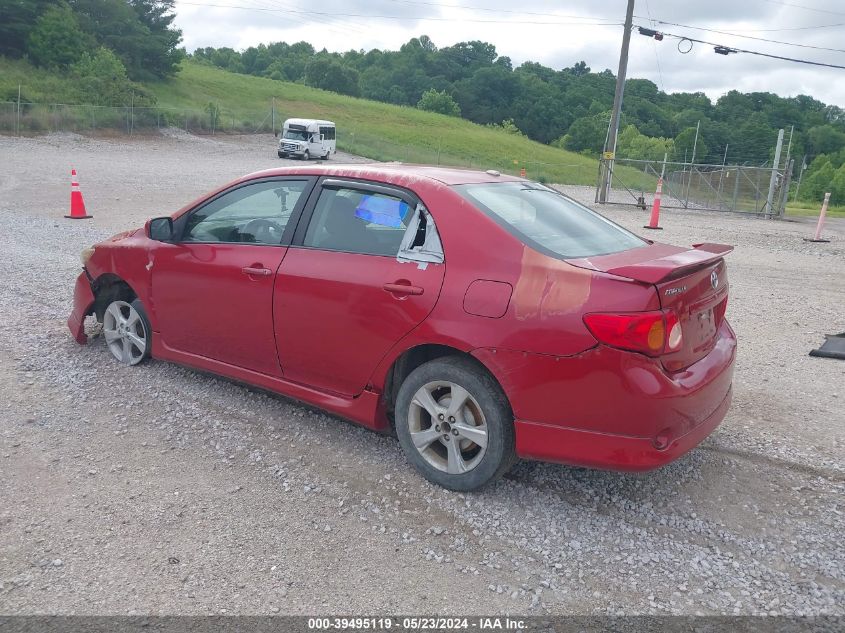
(152, 62), (607, 185)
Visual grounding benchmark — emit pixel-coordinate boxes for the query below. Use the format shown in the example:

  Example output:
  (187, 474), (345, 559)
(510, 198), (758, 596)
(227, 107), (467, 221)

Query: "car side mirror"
(148, 217), (174, 242)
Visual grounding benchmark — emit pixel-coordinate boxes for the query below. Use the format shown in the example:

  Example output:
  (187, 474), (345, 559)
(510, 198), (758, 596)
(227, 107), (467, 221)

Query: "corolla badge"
(711, 270), (719, 290)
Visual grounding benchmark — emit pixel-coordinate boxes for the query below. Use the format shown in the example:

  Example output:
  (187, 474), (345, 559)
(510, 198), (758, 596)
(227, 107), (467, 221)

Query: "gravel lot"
(0, 132), (843, 616)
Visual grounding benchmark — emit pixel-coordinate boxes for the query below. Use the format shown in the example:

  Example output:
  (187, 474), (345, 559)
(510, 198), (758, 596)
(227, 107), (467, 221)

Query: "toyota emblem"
(710, 270), (719, 290)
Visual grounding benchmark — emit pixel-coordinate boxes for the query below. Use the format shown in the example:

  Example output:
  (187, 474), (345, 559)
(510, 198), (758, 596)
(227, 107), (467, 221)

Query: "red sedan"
(68, 165), (736, 491)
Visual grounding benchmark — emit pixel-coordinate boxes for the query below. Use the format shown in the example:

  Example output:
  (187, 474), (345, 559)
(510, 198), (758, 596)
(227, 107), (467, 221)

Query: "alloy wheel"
(407, 380), (488, 475)
(102, 301), (148, 366)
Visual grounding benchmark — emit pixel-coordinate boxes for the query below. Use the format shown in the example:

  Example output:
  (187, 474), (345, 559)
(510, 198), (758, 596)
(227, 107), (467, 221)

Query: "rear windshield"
(454, 182), (646, 258)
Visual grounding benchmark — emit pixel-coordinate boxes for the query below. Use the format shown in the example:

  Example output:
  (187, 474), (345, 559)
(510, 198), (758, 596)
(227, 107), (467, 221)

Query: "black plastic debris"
(809, 333), (845, 360)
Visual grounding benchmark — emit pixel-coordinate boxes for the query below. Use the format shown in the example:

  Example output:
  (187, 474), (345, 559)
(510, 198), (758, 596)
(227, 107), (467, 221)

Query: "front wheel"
(302, 150), (310, 161)
(395, 357), (515, 491)
(102, 298), (151, 366)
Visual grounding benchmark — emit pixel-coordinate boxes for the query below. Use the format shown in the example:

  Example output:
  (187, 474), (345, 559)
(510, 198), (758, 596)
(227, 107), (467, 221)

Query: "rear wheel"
(395, 357), (515, 491)
(102, 298), (151, 366)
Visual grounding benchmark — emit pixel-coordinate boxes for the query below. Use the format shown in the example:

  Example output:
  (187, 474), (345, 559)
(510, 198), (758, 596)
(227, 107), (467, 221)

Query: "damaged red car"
(68, 165), (736, 491)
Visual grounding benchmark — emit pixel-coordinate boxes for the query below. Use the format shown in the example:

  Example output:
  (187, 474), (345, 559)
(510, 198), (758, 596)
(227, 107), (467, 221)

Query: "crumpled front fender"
(67, 271), (95, 345)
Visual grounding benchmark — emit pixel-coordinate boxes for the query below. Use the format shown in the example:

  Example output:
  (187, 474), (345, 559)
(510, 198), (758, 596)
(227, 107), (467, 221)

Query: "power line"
(176, 1), (623, 26)
(383, 0), (617, 21)
(388, 0), (845, 32)
(731, 22), (845, 32)
(760, 0), (845, 17)
(637, 26), (845, 70)
(637, 17), (845, 53)
(642, 0), (665, 92)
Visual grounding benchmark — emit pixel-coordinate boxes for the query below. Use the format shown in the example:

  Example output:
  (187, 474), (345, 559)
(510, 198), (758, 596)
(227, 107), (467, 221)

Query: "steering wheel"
(241, 218), (283, 244)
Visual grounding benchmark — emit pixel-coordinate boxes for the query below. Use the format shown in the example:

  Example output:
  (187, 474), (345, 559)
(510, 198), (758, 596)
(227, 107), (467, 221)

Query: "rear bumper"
(514, 385), (731, 471)
(67, 271), (95, 345)
(473, 319), (736, 471)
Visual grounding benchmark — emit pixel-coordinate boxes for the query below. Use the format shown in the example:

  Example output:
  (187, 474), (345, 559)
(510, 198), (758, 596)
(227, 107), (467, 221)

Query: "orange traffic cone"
(65, 169), (92, 219)
(644, 176), (663, 230)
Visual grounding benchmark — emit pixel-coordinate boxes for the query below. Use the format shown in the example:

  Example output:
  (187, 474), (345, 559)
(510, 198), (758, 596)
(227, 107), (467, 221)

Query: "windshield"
(454, 182), (646, 258)
(283, 129), (309, 141)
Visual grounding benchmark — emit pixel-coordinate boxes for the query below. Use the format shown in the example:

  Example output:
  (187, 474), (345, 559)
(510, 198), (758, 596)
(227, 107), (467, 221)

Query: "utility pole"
(271, 97), (276, 135)
(783, 125), (794, 174)
(794, 155), (807, 202)
(779, 158), (794, 218)
(684, 120), (700, 208)
(16, 84), (21, 136)
(598, 0), (635, 203)
(765, 128), (785, 218)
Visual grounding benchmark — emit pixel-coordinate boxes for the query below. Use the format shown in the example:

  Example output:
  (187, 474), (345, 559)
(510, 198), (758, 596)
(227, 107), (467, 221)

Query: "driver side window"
(183, 180), (308, 245)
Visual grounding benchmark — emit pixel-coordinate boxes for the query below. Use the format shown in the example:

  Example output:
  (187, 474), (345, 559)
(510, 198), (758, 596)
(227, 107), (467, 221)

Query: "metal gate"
(596, 157), (793, 217)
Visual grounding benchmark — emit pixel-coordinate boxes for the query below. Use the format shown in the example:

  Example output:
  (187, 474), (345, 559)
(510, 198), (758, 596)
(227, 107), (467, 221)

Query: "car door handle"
(242, 266), (272, 277)
(383, 282), (424, 296)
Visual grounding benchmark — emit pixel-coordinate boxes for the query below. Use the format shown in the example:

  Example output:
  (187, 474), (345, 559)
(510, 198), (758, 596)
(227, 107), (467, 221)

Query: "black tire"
(277, 151), (284, 158)
(302, 150), (309, 161)
(395, 356), (515, 491)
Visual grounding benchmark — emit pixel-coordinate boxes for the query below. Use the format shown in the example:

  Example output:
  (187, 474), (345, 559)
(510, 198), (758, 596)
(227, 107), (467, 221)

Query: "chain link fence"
(598, 157), (793, 217)
(0, 101), (275, 136)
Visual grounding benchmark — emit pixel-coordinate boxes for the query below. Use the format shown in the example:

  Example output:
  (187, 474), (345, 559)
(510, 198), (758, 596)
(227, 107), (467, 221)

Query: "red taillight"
(583, 310), (683, 356)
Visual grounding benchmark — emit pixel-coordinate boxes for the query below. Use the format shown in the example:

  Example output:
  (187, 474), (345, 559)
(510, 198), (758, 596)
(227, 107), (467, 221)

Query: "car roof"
(242, 163), (524, 186)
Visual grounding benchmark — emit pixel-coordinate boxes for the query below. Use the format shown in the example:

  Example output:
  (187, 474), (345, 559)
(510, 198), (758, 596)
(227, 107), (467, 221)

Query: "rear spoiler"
(606, 243), (734, 285)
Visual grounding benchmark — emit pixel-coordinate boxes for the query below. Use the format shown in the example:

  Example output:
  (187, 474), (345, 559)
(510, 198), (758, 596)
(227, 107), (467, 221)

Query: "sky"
(173, 0), (845, 107)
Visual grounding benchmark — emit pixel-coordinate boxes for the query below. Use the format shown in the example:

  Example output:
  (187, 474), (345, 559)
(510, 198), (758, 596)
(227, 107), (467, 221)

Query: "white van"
(277, 118), (336, 160)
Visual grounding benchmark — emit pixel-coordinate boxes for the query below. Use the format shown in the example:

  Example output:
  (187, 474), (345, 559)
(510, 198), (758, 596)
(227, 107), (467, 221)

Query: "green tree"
(304, 59), (360, 96)
(806, 125), (845, 156)
(69, 0), (182, 80)
(563, 115), (607, 153)
(565, 61), (590, 77)
(417, 89), (461, 117)
(617, 125), (673, 161)
(127, 0), (184, 79)
(453, 65), (519, 125)
(801, 159), (835, 201)
(71, 46), (133, 105)
(0, 0), (53, 58)
(27, 2), (92, 69)
(674, 127), (709, 163)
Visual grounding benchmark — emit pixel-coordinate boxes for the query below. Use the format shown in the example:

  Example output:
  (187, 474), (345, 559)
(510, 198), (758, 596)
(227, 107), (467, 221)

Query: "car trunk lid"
(569, 243), (732, 371)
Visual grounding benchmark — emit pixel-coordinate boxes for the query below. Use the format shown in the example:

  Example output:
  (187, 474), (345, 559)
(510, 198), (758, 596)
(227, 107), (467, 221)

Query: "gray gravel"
(0, 132), (843, 615)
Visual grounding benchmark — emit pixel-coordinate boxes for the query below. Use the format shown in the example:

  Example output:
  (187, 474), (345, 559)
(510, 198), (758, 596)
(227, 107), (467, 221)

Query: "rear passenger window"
(303, 187), (414, 256)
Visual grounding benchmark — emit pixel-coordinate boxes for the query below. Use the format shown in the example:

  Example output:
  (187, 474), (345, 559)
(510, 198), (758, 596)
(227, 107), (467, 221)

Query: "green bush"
(417, 89), (461, 117)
